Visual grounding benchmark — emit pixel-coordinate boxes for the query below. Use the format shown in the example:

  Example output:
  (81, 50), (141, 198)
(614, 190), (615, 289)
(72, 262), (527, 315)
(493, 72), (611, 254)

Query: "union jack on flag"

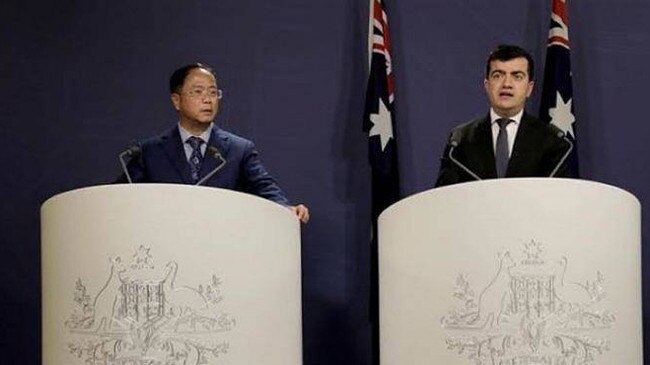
(539, 0), (579, 175)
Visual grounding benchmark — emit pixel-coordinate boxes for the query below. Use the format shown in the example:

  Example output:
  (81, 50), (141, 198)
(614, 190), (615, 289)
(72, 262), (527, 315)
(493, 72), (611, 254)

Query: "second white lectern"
(379, 178), (641, 364)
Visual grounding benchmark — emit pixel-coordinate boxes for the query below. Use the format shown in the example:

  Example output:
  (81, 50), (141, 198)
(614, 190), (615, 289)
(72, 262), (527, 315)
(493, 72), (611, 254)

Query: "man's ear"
(171, 93), (180, 111)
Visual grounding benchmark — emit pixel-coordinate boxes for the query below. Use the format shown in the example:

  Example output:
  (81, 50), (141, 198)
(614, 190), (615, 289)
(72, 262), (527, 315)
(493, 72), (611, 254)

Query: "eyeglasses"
(184, 88), (223, 100)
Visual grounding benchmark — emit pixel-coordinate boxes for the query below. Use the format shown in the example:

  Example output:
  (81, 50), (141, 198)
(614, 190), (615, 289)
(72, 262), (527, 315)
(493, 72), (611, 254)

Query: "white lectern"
(379, 178), (641, 364)
(42, 184), (302, 365)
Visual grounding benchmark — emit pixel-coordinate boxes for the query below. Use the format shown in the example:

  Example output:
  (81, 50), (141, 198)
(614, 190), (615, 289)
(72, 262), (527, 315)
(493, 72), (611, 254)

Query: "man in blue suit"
(122, 63), (309, 223)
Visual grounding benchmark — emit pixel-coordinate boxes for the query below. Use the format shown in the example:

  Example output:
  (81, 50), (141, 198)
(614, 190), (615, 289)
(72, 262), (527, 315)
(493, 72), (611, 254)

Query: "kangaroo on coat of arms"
(441, 240), (615, 365)
(65, 245), (236, 365)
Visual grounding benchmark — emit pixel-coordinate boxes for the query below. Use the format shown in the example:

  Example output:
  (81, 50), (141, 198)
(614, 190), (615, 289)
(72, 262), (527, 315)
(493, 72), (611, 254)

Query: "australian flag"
(363, 0), (400, 227)
(539, 0), (579, 175)
(363, 0), (400, 363)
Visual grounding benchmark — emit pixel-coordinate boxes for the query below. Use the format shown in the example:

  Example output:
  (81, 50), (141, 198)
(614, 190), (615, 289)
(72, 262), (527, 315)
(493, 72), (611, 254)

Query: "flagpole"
(368, 0), (374, 68)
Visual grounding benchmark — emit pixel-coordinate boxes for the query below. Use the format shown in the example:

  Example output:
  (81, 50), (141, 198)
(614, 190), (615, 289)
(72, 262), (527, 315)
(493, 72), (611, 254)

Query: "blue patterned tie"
(186, 136), (205, 183)
(495, 118), (512, 178)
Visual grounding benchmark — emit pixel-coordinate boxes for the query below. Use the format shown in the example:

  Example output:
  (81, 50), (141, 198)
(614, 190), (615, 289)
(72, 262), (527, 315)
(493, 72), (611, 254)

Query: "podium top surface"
(383, 178), (640, 219)
(41, 183), (285, 212)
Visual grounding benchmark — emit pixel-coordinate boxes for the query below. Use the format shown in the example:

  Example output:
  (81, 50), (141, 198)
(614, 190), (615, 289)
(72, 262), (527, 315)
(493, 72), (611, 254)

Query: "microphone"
(118, 145), (141, 184)
(549, 129), (574, 177)
(196, 146), (227, 186)
(448, 131), (482, 181)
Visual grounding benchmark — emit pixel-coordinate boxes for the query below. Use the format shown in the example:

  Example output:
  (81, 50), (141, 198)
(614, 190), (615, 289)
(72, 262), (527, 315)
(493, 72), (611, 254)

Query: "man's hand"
(290, 204), (310, 224)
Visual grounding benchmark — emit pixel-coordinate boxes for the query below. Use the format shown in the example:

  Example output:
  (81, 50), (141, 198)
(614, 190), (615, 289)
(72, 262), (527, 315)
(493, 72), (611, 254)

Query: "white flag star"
(549, 91), (575, 138)
(369, 97), (394, 151)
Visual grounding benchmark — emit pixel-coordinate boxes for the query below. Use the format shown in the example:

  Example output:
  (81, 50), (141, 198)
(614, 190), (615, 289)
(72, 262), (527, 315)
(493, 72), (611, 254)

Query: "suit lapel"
(160, 127), (194, 184)
(506, 113), (537, 177)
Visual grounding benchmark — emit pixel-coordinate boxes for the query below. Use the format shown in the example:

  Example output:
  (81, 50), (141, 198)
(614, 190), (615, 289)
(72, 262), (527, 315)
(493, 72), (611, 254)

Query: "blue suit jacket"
(123, 126), (290, 205)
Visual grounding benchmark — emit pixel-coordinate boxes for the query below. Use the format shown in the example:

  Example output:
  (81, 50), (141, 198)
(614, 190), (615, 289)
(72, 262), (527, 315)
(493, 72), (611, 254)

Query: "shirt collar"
(489, 108), (524, 125)
(178, 122), (213, 144)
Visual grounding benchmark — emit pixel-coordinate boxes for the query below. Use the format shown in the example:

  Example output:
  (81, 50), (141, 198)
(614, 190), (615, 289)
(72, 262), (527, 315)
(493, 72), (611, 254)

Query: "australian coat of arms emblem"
(64, 245), (236, 365)
(441, 240), (615, 365)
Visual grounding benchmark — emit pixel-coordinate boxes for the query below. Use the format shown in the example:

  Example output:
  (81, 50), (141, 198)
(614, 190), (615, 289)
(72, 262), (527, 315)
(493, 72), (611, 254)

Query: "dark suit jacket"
(121, 126), (290, 205)
(435, 112), (573, 187)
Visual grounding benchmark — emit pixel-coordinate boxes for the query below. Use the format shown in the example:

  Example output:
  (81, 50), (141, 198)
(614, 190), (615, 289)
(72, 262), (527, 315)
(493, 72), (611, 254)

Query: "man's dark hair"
(169, 63), (217, 93)
(485, 45), (535, 81)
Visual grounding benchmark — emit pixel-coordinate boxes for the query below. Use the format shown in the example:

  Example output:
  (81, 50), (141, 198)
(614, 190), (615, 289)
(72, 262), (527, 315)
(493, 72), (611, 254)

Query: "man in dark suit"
(435, 45), (573, 187)
(122, 63), (309, 223)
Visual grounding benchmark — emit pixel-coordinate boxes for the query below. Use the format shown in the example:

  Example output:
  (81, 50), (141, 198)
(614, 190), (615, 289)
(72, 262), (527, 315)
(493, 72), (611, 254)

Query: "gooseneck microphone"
(118, 145), (141, 184)
(549, 130), (574, 177)
(448, 131), (482, 181)
(196, 146), (227, 186)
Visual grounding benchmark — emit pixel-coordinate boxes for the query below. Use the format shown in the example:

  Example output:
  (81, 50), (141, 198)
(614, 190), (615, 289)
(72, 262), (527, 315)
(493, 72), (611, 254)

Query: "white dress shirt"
(178, 123), (213, 162)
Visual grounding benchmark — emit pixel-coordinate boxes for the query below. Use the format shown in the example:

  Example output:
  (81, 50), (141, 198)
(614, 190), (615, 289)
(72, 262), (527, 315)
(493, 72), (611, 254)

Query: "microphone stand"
(196, 146), (227, 186)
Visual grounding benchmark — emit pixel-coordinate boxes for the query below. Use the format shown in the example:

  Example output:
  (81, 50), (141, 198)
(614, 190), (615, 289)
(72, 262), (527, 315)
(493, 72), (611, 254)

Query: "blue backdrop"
(1, 1), (649, 364)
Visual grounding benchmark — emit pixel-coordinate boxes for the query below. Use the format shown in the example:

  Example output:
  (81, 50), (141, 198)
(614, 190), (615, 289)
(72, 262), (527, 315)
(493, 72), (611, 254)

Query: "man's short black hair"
(485, 45), (535, 81)
(169, 63), (217, 93)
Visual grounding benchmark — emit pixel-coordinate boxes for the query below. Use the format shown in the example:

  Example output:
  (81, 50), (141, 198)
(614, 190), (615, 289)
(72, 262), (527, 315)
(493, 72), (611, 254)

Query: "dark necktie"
(186, 136), (205, 183)
(495, 118), (512, 178)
